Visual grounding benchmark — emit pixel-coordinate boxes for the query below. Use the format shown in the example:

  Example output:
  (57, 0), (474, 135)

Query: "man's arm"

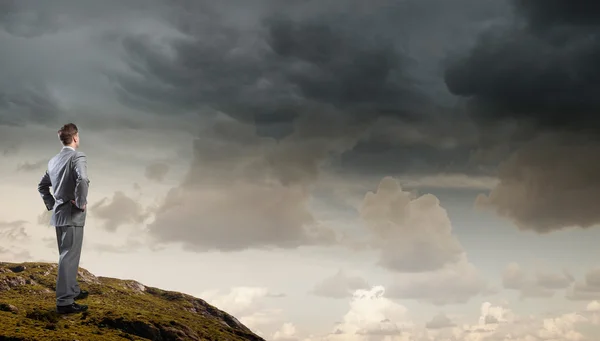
(38, 170), (55, 211)
(72, 152), (90, 210)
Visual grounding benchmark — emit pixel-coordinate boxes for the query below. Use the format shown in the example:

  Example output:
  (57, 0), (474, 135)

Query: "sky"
(1, 0), (600, 340)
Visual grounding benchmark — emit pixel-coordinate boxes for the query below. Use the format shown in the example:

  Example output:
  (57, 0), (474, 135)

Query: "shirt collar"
(62, 146), (75, 151)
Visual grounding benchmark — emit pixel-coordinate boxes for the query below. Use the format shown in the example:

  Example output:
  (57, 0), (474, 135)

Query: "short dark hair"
(58, 123), (78, 145)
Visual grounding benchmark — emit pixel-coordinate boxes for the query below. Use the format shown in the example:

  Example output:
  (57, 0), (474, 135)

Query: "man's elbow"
(76, 176), (90, 185)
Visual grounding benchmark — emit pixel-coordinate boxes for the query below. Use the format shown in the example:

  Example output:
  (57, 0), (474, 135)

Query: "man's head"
(57, 123), (80, 148)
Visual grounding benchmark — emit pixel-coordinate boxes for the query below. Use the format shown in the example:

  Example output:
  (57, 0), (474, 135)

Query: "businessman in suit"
(37, 123), (90, 314)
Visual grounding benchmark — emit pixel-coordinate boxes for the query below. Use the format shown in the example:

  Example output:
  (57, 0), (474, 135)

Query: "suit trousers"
(55, 225), (84, 306)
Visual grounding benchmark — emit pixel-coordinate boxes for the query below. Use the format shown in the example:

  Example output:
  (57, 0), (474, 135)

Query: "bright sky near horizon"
(2, 1), (600, 340)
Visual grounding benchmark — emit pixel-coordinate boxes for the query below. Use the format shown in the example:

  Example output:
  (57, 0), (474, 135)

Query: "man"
(37, 123), (90, 314)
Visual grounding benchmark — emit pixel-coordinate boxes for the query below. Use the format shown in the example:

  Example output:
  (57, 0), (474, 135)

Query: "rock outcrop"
(0, 262), (265, 341)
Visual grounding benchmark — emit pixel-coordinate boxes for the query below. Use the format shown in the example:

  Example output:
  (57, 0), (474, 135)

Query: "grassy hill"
(0, 262), (266, 341)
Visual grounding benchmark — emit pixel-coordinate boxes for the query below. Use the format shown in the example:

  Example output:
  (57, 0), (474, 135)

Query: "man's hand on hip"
(71, 200), (86, 211)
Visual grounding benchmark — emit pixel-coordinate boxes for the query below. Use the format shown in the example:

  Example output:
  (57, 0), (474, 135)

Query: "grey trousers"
(55, 225), (84, 306)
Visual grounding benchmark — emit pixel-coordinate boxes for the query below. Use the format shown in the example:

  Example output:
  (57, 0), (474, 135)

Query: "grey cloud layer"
(445, 0), (600, 232)
(502, 262), (574, 299)
(108, 0), (432, 130)
(3, 0), (599, 238)
(445, 0), (600, 132)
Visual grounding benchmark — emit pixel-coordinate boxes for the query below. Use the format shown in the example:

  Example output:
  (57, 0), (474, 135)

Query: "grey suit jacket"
(37, 146), (90, 227)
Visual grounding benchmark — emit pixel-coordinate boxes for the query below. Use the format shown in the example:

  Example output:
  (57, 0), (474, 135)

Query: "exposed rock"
(77, 268), (100, 285)
(0, 303), (18, 314)
(8, 266), (25, 273)
(0, 276), (26, 291)
(122, 280), (145, 293)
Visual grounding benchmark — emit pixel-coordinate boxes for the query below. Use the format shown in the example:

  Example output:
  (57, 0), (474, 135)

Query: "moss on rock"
(0, 262), (265, 341)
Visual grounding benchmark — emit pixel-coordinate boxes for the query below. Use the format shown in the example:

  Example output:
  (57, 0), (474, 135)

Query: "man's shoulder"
(73, 151), (87, 158)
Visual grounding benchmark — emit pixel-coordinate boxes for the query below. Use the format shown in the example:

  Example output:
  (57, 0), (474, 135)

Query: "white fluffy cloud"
(354, 177), (490, 305)
(319, 286), (416, 341)
(359, 176), (466, 273)
(290, 292), (598, 341)
(587, 301), (600, 312)
(200, 286), (285, 338)
(272, 323), (301, 341)
(435, 301), (594, 341)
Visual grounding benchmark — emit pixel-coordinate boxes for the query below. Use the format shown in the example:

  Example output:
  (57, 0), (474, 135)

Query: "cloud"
(320, 286), (414, 341)
(90, 191), (150, 231)
(16, 158), (47, 172)
(272, 323), (300, 341)
(0, 246), (31, 262)
(301, 297), (597, 341)
(587, 300), (600, 312)
(2, 143), (19, 156)
(0, 221), (32, 261)
(200, 286), (285, 338)
(567, 267), (600, 301)
(146, 113), (359, 251)
(37, 210), (53, 226)
(359, 176), (466, 273)
(432, 302), (592, 341)
(386, 259), (491, 306)
(0, 220), (29, 241)
(89, 239), (145, 254)
(310, 269), (370, 299)
(0, 85), (63, 126)
(477, 132), (600, 232)
(444, 0), (600, 133)
(0, 0), (111, 37)
(425, 313), (456, 330)
(502, 262), (574, 299)
(96, 0), (511, 184)
(108, 0), (430, 128)
(443, 0), (600, 233)
(0, 0), (511, 183)
(144, 162), (169, 182)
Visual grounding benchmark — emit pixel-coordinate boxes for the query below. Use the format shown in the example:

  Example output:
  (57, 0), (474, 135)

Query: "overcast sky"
(2, 0), (600, 340)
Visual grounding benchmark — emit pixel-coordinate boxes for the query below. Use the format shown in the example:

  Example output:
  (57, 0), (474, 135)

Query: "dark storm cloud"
(446, 0), (600, 232)
(108, 0), (431, 132)
(0, 0), (507, 145)
(444, 0), (600, 132)
(0, 86), (62, 126)
(0, 0), (160, 37)
(101, 0), (514, 185)
(514, 0), (600, 29)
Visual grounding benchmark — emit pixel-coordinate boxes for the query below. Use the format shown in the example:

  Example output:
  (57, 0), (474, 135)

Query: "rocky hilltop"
(0, 262), (265, 341)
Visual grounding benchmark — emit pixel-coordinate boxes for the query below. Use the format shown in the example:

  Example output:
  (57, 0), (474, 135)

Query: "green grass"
(0, 262), (265, 341)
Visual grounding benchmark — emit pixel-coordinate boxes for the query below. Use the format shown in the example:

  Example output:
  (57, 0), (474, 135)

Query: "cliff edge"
(0, 262), (265, 341)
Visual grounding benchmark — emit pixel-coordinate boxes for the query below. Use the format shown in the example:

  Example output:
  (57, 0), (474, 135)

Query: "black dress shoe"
(57, 302), (88, 314)
(75, 290), (89, 300)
